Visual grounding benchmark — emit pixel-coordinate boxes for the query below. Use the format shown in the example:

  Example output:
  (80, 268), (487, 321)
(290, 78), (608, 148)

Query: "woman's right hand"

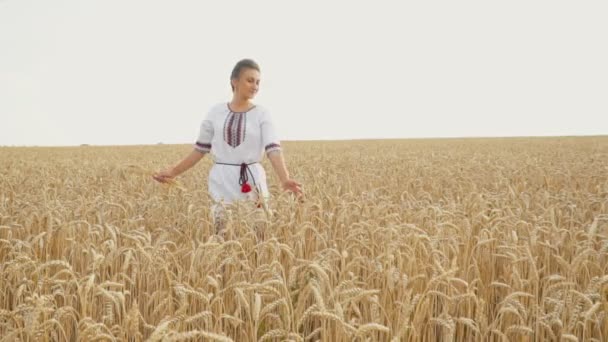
(152, 168), (176, 183)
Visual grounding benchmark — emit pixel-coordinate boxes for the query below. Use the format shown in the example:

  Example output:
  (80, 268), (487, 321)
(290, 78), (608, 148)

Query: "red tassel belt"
(214, 162), (259, 193)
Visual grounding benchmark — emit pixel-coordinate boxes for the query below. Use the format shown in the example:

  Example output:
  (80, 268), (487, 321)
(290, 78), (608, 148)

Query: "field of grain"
(0, 137), (607, 341)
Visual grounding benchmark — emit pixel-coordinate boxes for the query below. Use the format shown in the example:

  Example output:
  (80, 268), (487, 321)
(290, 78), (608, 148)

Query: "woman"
(153, 59), (302, 233)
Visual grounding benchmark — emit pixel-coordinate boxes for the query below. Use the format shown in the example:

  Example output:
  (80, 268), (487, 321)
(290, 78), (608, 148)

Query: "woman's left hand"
(282, 179), (303, 197)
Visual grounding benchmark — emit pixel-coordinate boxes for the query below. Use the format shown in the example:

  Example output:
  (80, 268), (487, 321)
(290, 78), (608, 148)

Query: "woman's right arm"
(154, 108), (214, 183)
(153, 149), (206, 183)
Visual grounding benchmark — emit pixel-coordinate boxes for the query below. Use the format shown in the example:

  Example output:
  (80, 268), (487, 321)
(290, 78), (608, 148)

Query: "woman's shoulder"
(203, 102), (229, 120)
(208, 102), (230, 113)
(252, 104), (271, 117)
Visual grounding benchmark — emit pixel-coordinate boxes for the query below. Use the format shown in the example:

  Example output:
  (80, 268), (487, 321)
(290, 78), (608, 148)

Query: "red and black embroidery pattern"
(265, 143), (281, 154)
(194, 142), (211, 153)
(223, 111), (247, 148)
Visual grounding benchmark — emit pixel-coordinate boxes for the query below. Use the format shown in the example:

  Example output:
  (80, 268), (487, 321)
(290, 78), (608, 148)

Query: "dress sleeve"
(193, 110), (214, 154)
(260, 108), (282, 155)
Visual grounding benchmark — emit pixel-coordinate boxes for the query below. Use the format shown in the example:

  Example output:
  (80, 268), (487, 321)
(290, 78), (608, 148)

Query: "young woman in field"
(153, 59), (302, 234)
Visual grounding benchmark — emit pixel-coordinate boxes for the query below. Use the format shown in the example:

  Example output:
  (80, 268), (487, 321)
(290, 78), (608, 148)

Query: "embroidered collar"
(227, 103), (256, 114)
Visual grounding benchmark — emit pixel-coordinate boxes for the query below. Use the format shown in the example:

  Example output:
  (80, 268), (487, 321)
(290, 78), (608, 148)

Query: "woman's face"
(233, 68), (260, 99)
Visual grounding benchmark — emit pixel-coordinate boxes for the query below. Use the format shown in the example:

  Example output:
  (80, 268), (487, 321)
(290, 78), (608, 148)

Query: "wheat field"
(0, 137), (607, 341)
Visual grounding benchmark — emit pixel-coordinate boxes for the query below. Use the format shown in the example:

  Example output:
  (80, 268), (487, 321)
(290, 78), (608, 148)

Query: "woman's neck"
(229, 96), (253, 111)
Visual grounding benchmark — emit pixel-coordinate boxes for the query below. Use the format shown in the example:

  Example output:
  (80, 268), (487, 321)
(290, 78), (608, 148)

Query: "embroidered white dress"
(193, 103), (282, 210)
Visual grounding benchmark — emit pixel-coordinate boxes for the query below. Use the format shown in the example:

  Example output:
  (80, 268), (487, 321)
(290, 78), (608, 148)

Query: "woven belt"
(214, 161), (259, 193)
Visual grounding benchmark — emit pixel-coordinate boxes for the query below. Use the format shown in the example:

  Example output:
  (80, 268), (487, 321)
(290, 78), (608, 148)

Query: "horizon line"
(1, 133), (607, 148)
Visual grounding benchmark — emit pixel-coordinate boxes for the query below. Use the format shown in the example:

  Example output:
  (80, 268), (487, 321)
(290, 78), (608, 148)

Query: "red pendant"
(241, 183), (252, 193)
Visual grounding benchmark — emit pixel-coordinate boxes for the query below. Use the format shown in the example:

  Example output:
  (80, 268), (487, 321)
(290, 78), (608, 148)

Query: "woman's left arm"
(268, 151), (302, 196)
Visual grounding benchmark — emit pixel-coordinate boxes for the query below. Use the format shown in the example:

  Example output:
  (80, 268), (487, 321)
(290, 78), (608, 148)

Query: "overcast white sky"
(1, 0), (606, 146)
